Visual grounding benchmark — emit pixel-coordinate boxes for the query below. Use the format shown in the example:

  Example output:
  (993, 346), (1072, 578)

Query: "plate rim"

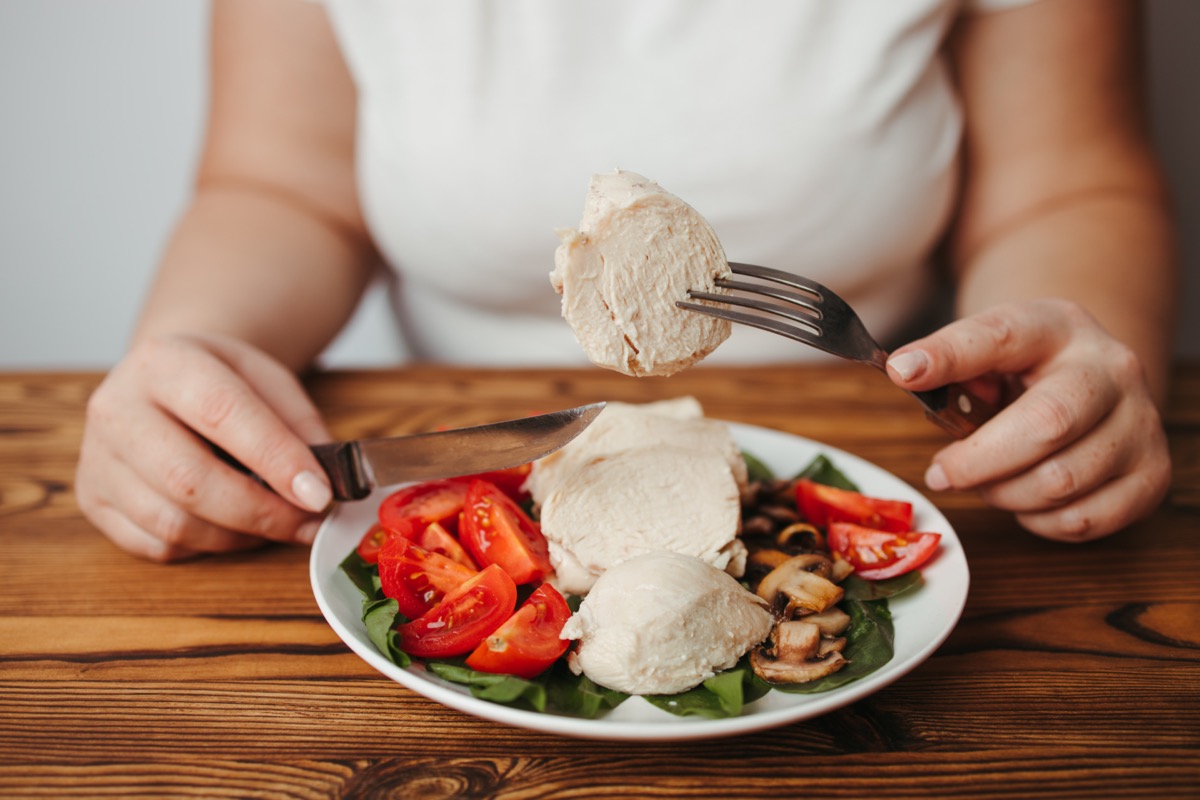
(309, 420), (970, 742)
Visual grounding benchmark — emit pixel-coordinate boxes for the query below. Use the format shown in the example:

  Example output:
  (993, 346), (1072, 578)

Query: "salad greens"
(339, 450), (924, 720)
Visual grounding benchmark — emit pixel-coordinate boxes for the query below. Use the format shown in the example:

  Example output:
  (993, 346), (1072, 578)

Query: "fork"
(677, 262), (998, 438)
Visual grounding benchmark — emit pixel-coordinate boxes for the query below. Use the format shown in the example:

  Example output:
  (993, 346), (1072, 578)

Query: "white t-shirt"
(323, 0), (1034, 365)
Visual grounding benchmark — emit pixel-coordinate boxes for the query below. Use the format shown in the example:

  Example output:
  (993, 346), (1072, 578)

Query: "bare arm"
(77, 0), (374, 560)
(947, 0), (1177, 403)
(886, 0), (1176, 542)
(135, 0), (375, 369)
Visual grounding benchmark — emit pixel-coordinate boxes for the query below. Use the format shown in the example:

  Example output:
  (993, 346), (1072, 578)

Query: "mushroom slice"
(775, 522), (824, 552)
(747, 549), (792, 571)
(749, 620), (847, 684)
(817, 636), (847, 656)
(755, 554), (844, 617)
(830, 556), (855, 584)
(805, 607), (851, 637)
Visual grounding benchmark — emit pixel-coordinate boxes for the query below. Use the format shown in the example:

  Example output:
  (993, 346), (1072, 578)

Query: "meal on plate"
(551, 170), (731, 377)
(339, 398), (942, 719)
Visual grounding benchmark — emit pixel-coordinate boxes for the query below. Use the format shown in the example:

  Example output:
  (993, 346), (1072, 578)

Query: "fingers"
(977, 415), (1128, 513)
(200, 333), (333, 446)
(887, 299), (1082, 390)
(887, 300), (1170, 543)
(76, 462), (272, 563)
(87, 503), (267, 563)
(925, 362), (1122, 489)
(129, 336), (333, 514)
(113, 446), (318, 548)
(1013, 449), (1171, 542)
(77, 334), (334, 561)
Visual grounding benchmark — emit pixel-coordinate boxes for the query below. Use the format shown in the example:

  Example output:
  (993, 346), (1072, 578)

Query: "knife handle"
(211, 441), (368, 502)
(912, 383), (1000, 439)
(310, 442), (370, 501)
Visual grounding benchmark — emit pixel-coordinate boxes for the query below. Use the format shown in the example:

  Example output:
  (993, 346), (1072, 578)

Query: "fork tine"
(727, 262), (832, 300)
(713, 278), (822, 320)
(686, 289), (822, 335)
(679, 262), (883, 365)
(683, 263), (999, 437)
(675, 299), (829, 351)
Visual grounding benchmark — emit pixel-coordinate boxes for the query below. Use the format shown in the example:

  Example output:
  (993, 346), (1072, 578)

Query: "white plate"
(310, 421), (970, 741)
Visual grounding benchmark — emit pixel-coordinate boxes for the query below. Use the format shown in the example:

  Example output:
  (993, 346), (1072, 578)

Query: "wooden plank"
(1, 365), (1197, 798)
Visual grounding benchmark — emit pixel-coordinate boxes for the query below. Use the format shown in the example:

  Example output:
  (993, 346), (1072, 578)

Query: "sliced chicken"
(561, 550), (774, 695)
(539, 444), (745, 595)
(526, 397), (747, 505)
(551, 170), (731, 377)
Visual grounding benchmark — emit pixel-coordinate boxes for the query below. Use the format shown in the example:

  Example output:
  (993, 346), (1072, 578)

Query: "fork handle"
(911, 383), (1000, 439)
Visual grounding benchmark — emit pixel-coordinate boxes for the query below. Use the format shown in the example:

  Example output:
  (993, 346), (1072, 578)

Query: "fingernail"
(295, 519), (320, 546)
(925, 462), (951, 492)
(292, 470), (332, 512)
(888, 350), (928, 382)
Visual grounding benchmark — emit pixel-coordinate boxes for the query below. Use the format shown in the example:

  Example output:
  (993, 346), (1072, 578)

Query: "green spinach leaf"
(741, 450), (776, 483)
(340, 550), (382, 600)
(794, 454), (859, 491)
(841, 571), (923, 601)
(543, 662), (628, 718)
(361, 596), (411, 668)
(645, 660), (768, 719)
(427, 660), (627, 717)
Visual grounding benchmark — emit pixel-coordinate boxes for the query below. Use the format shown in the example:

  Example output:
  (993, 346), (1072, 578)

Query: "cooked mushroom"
(759, 504), (801, 525)
(805, 606), (851, 637)
(741, 515), (776, 537)
(747, 549), (792, 571)
(755, 554), (844, 617)
(830, 556), (855, 584)
(817, 636), (847, 656)
(749, 619), (847, 684)
(775, 522), (824, 552)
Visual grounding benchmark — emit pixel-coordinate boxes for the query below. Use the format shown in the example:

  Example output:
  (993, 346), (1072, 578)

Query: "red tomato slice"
(378, 479), (470, 534)
(827, 522), (941, 580)
(459, 479), (552, 585)
(462, 463), (533, 502)
(355, 523), (394, 564)
(465, 583), (571, 678)
(794, 479), (913, 533)
(377, 535), (477, 620)
(397, 564), (518, 658)
(412, 520), (478, 569)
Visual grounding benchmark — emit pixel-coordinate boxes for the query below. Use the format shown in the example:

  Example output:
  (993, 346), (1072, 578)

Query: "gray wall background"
(1, 0), (1196, 370)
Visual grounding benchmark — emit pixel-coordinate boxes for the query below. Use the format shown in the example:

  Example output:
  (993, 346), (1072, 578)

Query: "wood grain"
(1, 365), (1198, 799)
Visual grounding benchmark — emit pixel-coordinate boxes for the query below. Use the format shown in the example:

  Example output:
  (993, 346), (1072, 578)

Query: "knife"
(216, 402), (605, 501)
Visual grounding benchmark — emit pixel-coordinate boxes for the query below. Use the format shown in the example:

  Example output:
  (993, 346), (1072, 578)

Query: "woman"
(76, 0), (1176, 561)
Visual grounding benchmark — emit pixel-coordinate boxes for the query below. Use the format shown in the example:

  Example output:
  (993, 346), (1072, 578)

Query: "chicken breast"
(538, 444), (745, 596)
(551, 170), (731, 377)
(526, 397), (747, 506)
(561, 550), (774, 695)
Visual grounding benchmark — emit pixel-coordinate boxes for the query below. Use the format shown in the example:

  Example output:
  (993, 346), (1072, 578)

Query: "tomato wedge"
(378, 479), (470, 534)
(412, 520), (477, 569)
(397, 564), (518, 658)
(355, 523), (394, 564)
(794, 479), (913, 533)
(377, 535), (477, 619)
(827, 522), (941, 580)
(465, 583), (571, 678)
(459, 479), (552, 585)
(462, 463), (533, 502)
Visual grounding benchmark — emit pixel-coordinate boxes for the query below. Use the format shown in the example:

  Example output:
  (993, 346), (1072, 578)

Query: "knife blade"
(309, 402), (605, 500)
(211, 403), (605, 501)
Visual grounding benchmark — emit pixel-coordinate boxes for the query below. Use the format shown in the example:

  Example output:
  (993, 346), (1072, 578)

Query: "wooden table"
(1, 364), (1197, 799)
